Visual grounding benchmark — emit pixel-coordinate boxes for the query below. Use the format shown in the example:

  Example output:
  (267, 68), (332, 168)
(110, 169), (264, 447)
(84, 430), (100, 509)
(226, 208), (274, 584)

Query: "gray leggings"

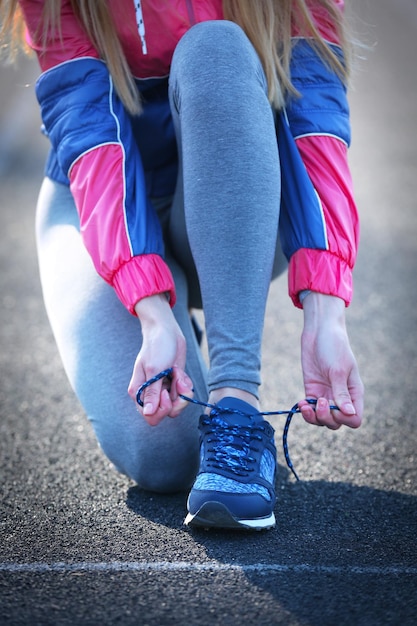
(35, 21), (285, 492)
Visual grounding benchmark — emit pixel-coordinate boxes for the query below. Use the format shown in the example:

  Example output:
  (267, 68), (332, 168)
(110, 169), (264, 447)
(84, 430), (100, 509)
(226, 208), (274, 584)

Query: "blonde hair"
(1, 0), (350, 113)
(223, 0), (350, 108)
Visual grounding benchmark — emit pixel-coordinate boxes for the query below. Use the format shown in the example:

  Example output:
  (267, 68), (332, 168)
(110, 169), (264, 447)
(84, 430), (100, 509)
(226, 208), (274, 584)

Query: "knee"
(171, 20), (266, 106)
(173, 19), (258, 75)
(184, 19), (246, 45)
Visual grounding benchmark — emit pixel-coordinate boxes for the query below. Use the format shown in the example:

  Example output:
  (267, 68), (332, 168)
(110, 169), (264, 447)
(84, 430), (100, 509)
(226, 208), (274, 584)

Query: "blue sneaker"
(184, 397), (277, 530)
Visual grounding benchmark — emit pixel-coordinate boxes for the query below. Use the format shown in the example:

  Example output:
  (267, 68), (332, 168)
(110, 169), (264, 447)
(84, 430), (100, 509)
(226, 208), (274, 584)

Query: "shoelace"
(200, 413), (267, 477)
(136, 368), (339, 481)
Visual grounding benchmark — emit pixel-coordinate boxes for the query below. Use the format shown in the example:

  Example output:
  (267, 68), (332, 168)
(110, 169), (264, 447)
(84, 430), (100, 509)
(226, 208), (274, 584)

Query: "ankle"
(208, 387), (260, 411)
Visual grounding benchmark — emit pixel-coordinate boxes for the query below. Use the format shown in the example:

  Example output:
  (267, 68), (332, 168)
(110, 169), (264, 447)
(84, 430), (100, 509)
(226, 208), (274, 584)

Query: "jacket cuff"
(112, 254), (176, 315)
(288, 248), (353, 309)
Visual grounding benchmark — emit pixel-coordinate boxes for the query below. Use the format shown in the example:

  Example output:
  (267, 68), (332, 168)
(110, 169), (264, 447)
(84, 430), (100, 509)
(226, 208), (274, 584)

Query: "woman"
(1, 0), (364, 530)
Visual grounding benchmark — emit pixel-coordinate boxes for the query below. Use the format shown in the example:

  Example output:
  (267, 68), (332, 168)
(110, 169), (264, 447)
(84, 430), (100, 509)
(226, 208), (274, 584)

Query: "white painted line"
(0, 562), (416, 576)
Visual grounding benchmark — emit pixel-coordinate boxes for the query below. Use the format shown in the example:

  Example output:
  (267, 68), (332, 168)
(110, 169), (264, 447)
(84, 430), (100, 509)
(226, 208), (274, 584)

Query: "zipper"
(134, 0), (148, 54)
(185, 0), (196, 25)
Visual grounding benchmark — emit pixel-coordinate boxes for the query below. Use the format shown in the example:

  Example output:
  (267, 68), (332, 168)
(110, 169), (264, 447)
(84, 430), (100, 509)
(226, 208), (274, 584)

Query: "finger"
(128, 370), (143, 401)
(346, 373), (365, 427)
(168, 397), (189, 418)
(165, 366), (180, 403)
(170, 380), (194, 418)
(333, 388), (356, 419)
(142, 378), (164, 417)
(164, 368), (193, 418)
(176, 371), (193, 400)
(347, 388), (364, 428)
(333, 404), (363, 428)
(333, 381), (364, 429)
(299, 398), (340, 429)
(299, 400), (322, 426)
(143, 388), (172, 426)
(333, 407), (362, 429)
(313, 397), (341, 430)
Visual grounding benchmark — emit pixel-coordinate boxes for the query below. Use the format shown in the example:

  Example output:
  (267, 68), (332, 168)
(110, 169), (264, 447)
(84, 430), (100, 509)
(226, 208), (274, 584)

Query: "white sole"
(184, 501), (276, 531)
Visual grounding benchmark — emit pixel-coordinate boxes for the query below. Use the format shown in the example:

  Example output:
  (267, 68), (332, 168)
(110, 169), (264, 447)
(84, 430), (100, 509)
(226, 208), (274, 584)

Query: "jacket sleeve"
(288, 135), (359, 307)
(22, 0), (176, 314)
(280, 39), (359, 308)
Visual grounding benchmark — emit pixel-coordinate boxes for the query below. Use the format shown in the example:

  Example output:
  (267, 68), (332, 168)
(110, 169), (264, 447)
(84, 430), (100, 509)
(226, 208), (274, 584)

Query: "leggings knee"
(172, 20), (266, 98)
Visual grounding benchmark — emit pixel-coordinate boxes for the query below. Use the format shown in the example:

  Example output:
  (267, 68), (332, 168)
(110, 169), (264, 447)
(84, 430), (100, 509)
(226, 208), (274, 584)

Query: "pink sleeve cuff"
(289, 248), (353, 309)
(111, 254), (176, 315)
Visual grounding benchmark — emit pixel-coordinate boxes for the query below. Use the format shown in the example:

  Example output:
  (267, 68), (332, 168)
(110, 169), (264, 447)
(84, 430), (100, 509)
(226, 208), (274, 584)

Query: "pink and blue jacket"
(20, 0), (359, 313)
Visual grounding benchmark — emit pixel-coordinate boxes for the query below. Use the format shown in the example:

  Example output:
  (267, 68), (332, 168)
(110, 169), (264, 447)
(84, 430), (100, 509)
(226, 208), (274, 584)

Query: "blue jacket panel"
(36, 58), (165, 258)
(277, 112), (328, 260)
(286, 39), (351, 145)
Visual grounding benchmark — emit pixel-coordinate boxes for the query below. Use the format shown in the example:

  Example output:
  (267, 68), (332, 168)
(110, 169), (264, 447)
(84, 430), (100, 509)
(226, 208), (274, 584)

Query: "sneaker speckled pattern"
(184, 397), (277, 530)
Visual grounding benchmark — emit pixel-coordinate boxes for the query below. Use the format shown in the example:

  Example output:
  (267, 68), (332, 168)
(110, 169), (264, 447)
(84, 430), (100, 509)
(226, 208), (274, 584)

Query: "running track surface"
(1, 1), (416, 624)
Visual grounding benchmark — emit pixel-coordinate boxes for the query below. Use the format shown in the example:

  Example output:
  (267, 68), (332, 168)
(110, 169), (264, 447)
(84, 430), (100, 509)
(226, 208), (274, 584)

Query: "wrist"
(302, 293), (346, 331)
(134, 293), (171, 327)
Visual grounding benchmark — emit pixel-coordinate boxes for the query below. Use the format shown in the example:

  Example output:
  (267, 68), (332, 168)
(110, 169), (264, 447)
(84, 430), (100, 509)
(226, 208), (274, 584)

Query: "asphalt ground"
(0, 0), (416, 624)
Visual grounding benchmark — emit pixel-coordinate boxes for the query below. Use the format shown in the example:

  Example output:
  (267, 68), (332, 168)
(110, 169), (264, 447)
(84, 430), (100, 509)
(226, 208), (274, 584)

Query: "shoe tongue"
(213, 396), (263, 425)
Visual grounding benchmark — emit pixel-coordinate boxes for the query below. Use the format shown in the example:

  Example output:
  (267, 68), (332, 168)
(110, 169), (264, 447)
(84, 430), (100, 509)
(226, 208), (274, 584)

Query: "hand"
(127, 294), (194, 426)
(299, 293), (364, 430)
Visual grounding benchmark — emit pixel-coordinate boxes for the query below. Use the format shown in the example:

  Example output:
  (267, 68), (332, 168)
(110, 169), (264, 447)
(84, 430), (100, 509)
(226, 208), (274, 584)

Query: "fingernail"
(318, 398), (327, 409)
(344, 403), (355, 415)
(144, 403), (153, 415)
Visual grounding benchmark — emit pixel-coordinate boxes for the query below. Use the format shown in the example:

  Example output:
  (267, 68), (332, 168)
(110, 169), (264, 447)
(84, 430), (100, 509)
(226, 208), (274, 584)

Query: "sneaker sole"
(184, 501), (275, 531)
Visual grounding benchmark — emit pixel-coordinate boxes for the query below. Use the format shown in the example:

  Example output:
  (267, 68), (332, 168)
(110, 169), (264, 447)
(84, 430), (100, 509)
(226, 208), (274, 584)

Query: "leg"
(169, 21), (281, 529)
(169, 21), (281, 403)
(35, 178), (206, 492)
